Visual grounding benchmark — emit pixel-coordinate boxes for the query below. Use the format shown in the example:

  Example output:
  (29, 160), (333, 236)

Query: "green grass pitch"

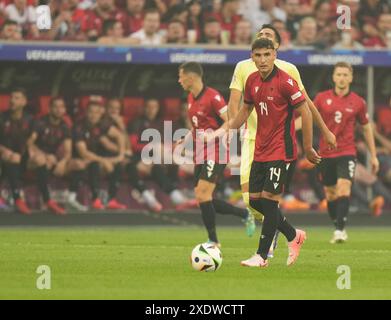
(0, 227), (390, 300)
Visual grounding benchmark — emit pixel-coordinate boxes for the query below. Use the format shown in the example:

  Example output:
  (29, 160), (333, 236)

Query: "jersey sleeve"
(281, 75), (306, 108)
(285, 63), (305, 91)
(243, 77), (254, 105)
(357, 98), (370, 125)
(73, 124), (85, 143)
(229, 62), (245, 92)
(211, 92), (228, 116)
(313, 93), (322, 110)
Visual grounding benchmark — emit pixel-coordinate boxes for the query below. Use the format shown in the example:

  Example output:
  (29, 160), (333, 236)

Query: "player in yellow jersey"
(228, 24), (336, 235)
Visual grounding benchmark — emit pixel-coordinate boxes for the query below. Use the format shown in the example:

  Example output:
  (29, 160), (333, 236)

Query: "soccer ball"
(190, 243), (222, 272)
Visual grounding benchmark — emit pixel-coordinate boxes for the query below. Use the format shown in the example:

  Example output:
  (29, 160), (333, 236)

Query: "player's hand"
(100, 158), (114, 173)
(324, 130), (337, 150)
(371, 156), (380, 175)
(305, 147), (322, 165)
(53, 160), (67, 177)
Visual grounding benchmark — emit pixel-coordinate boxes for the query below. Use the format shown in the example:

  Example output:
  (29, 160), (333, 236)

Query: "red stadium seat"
(0, 94), (10, 112)
(162, 97), (182, 121)
(123, 97), (144, 122)
(36, 95), (51, 118)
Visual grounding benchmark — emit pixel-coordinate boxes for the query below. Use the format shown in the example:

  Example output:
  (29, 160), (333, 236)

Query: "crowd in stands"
(0, 89), (390, 215)
(0, 0), (390, 49)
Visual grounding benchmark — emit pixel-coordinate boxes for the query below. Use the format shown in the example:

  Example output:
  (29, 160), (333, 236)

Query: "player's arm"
(303, 90), (337, 149)
(228, 102), (254, 130)
(228, 89), (242, 119)
(76, 141), (104, 163)
(26, 132), (39, 154)
(61, 139), (72, 162)
(285, 64), (336, 149)
(362, 123), (379, 174)
(107, 126), (126, 162)
(228, 62), (244, 119)
(295, 102), (321, 164)
(100, 135), (120, 154)
(373, 125), (391, 152)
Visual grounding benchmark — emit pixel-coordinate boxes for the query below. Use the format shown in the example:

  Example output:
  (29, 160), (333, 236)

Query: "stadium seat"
(0, 94), (10, 112)
(36, 95), (51, 118)
(162, 97), (182, 121)
(123, 97), (144, 123)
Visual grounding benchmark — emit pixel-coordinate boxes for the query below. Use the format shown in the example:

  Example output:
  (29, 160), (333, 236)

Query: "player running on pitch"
(178, 62), (256, 247)
(314, 62), (379, 244)
(229, 38), (321, 267)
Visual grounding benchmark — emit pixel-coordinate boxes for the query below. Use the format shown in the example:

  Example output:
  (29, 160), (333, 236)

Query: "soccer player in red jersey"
(229, 39), (321, 267)
(27, 97), (71, 215)
(314, 62), (379, 244)
(72, 101), (126, 210)
(0, 88), (34, 215)
(178, 62), (256, 247)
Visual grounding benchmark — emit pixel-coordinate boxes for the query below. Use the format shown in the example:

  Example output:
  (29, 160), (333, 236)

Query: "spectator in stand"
(0, 19), (22, 40)
(333, 23), (365, 50)
(199, 17), (221, 44)
(166, 19), (187, 43)
(232, 18), (253, 45)
(129, 8), (165, 45)
(98, 19), (140, 44)
(363, 13), (391, 48)
(248, 0), (286, 34)
(5, 0), (39, 38)
(283, 0), (301, 40)
(206, 0), (241, 43)
(124, 0), (146, 35)
(82, 0), (127, 41)
(44, 0), (87, 41)
(162, 4), (188, 26)
(186, 0), (203, 42)
(128, 98), (191, 209)
(314, 0), (338, 48)
(293, 16), (319, 48)
(272, 18), (292, 49)
(297, 0), (317, 16)
(358, 0), (390, 39)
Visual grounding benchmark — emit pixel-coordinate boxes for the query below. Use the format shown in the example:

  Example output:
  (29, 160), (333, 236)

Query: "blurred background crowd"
(0, 0), (390, 49)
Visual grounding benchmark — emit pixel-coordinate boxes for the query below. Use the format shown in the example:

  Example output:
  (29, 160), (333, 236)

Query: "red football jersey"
(188, 86), (228, 164)
(244, 67), (306, 162)
(314, 90), (369, 158)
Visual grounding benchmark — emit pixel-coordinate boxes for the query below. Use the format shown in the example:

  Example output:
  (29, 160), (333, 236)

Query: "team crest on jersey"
(255, 86), (259, 93)
(287, 79), (294, 86)
(327, 99), (332, 105)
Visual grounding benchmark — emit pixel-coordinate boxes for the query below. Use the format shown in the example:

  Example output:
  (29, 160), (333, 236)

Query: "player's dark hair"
(106, 97), (123, 111)
(11, 87), (27, 98)
(179, 62), (204, 78)
(87, 101), (103, 110)
(334, 61), (353, 74)
(144, 8), (160, 17)
(1, 19), (18, 31)
(50, 96), (64, 108)
(251, 38), (275, 51)
(257, 24), (282, 46)
(102, 19), (119, 36)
